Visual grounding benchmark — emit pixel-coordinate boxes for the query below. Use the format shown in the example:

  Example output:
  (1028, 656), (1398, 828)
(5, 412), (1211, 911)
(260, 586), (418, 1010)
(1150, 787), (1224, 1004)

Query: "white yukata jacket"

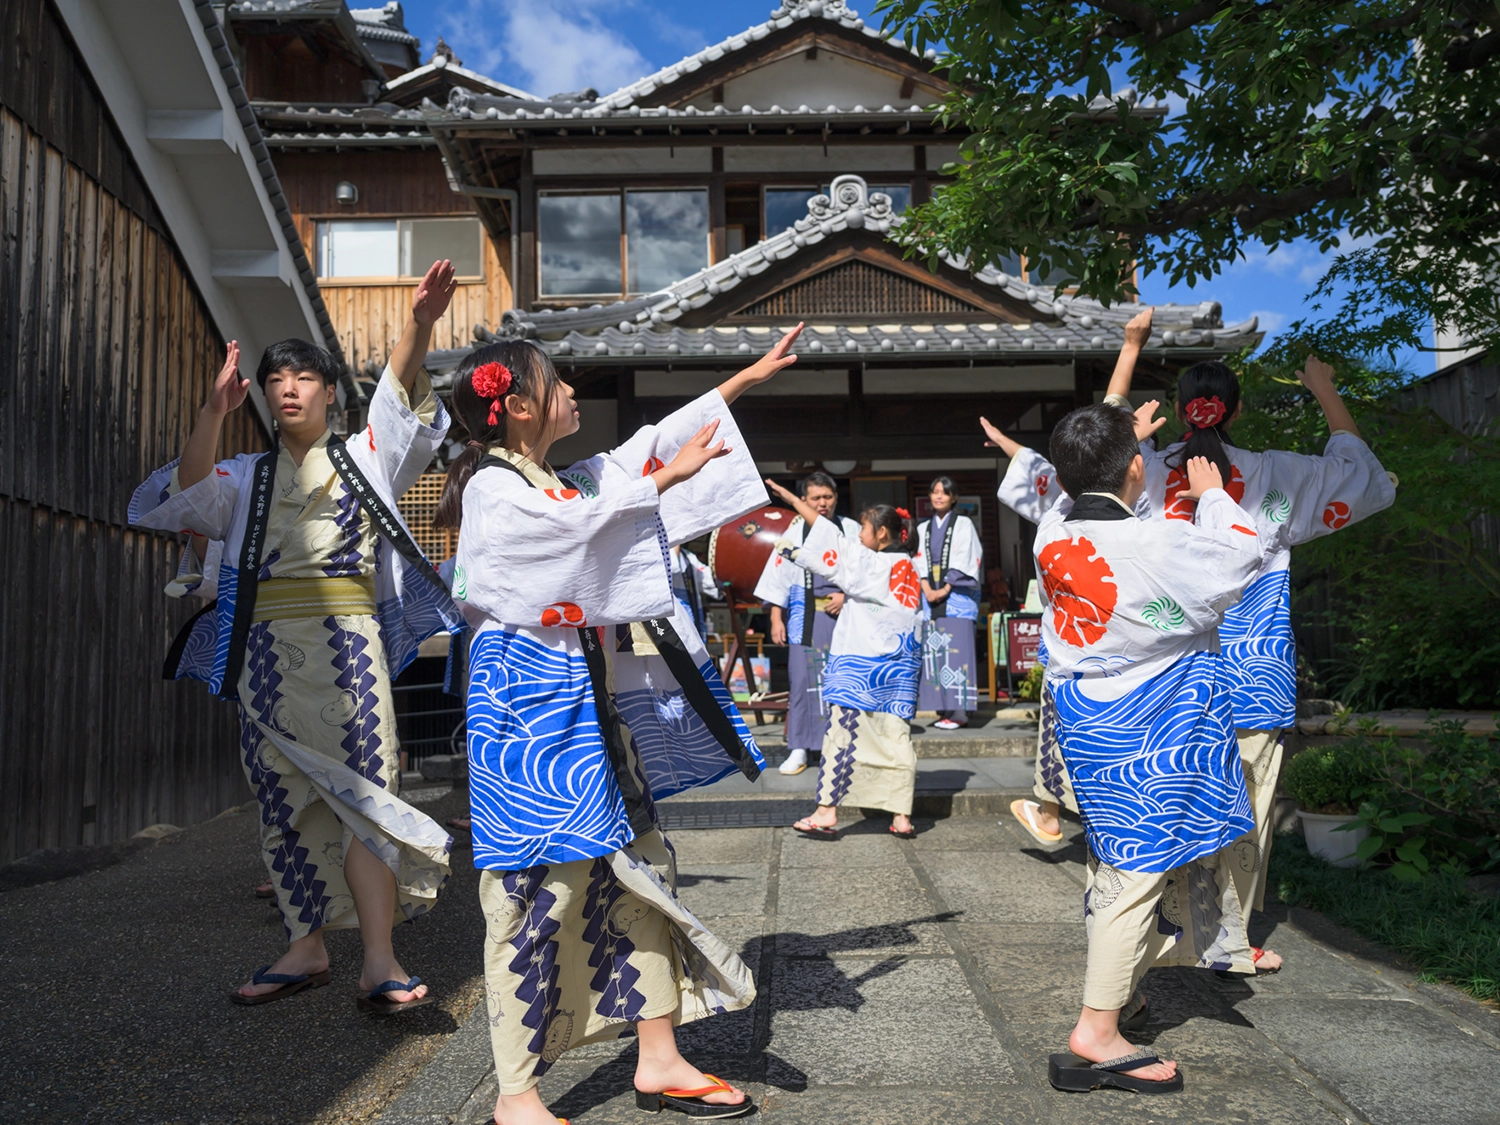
(456, 389), (768, 871)
(128, 367), (463, 693)
(754, 513), (864, 639)
(914, 512), (983, 621)
(778, 518), (924, 719)
(1036, 488), (1265, 873)
(1000, 430), (1395, 728)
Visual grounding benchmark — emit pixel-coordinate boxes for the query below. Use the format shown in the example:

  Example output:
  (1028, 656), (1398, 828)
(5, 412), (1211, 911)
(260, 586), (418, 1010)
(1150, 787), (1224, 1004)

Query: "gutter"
(192, 2), (366, 407)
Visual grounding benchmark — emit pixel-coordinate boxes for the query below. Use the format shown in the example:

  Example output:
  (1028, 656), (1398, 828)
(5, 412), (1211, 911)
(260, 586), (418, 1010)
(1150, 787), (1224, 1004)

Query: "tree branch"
(1444, 25), (1500, 71)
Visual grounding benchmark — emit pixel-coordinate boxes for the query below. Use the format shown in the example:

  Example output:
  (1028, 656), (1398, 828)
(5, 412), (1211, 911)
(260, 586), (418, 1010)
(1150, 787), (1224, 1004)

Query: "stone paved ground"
(380, 813), (1500, 1125)
(4, 792), (1498, 1125)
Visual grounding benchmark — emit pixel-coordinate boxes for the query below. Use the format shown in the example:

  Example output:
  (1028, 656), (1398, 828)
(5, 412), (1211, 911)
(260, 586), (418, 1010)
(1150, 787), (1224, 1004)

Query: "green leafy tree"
(876, 0), (1500, 357)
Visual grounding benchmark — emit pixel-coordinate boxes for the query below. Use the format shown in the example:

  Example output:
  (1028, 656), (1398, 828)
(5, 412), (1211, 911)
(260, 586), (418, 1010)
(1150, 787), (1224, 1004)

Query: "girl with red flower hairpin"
(761, 484), (926, 841)
(436, 326), (804, 1124)
(989, 305), (1397, 983)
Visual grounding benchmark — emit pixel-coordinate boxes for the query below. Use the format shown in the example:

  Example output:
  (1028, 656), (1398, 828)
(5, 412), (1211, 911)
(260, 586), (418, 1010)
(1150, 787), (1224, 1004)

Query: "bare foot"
(1069, 1017), (1177, 1083)
(236, 937), (328, 999)
(799, 804), (838, 829)
(891, 814), (913, 834)
(358, 958), (428, 1004)
(1034, 804), (1062, 836)
(636, 1057), (746, 1107)
(493, 1087), (563, 1125)
(1254, 947), (1284, 972)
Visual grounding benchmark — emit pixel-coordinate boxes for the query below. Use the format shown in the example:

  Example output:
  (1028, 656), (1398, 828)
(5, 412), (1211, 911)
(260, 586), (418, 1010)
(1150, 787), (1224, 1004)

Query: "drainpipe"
(440, 157), (519, 308)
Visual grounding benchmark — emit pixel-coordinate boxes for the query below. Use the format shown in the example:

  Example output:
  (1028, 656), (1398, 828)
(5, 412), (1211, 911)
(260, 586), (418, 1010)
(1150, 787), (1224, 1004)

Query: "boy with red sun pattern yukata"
(1033, 403), (1265, 1097)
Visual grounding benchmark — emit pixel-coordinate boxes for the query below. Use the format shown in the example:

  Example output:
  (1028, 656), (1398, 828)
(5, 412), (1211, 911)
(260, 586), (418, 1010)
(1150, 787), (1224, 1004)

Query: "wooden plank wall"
(277, 151), (513, 371)
(0, 0), (266, 863)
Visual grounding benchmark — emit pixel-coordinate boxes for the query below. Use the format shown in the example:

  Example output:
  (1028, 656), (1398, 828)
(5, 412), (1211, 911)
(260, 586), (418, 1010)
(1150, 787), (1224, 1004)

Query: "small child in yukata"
(1032, 403), (1266, 1095)
(764, 481), (925, 840)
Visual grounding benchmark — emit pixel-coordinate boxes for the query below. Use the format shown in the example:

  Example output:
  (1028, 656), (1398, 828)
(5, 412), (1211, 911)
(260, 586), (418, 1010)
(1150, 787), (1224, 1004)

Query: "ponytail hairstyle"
(861, 504), (918, 555)
(1165, 359), (1239, 486)
(432, 341), (561, 531)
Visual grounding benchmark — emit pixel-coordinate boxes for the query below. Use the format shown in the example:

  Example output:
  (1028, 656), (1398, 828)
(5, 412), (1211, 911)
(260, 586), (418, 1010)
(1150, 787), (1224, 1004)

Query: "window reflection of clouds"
(765, 188), (819, 238)
(539, 194), (621, 296)
(627, 190), (708, 294)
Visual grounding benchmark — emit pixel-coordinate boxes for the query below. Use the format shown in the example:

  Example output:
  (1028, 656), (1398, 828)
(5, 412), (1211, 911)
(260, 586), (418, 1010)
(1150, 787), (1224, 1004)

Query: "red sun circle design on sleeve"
(642, 456), (665, 477)
(366, 425), (377, 452)
(543, 488), (580, 501)
(822, 549), (838, 568)
(1322, 500), (1351, 529)
(215, 467), (231, 477)
(1038, 534), (1118, 647)
(1036, 474), (1050, 497)
(889, 558), (921, 609)
(1162, 464), (1244, 520)
(540, 602), (586, 627)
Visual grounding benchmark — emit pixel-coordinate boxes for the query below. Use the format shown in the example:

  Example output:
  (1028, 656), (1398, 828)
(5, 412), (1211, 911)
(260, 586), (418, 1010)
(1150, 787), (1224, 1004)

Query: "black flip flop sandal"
(1048, 1049), (1182, 1094)
(792, 818), (838, 840)
(229, 966), (330, 1006)
(888, 824), (917, 839)
(357, 976), (435, 1015)
(635, 1074), (752, 1118)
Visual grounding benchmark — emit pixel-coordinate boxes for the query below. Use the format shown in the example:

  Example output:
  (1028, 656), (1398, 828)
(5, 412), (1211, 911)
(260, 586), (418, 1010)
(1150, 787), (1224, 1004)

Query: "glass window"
(764, 187), (819, 239)
(870, 184), (912, 214)
(319, 219), (398, 277)
(538, 193), (622, 297)
(405, 217), (483, 278)
(626, 190), (709, 294)
(317, 217), (483, 279)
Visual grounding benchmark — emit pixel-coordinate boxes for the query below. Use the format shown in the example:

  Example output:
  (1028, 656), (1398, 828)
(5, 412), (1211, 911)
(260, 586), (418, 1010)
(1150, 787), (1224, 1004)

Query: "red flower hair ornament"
(894, 507), (911, 542)
(471, 362), (513, 427)
(1183, 395), (1227, 429)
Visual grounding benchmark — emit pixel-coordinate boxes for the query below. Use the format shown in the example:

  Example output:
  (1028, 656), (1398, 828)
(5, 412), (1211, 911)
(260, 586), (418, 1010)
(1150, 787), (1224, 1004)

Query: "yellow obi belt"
(814, 596), (837, 613)
(252, 576), (377, 622)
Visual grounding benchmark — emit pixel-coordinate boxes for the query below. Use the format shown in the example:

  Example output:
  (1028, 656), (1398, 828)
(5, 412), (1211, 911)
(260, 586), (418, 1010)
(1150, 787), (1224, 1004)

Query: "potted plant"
(1281, 742), (1379, 866)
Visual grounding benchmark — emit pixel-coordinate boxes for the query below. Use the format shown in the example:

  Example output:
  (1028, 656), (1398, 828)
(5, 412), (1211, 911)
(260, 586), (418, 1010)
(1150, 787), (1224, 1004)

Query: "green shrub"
(1281, 741), (1381, 814)
(1015, 661), (1043, 703)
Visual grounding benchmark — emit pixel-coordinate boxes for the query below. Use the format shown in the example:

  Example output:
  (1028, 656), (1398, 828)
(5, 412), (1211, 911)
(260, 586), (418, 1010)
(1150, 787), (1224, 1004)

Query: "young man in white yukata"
(131, 261), (463, 1010)
(757, 471), (862, 775)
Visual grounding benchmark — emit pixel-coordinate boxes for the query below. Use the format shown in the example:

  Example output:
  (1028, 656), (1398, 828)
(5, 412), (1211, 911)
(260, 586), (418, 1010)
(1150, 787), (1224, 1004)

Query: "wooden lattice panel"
(399, 471), (457, 563)
(741, 260), (985, 318)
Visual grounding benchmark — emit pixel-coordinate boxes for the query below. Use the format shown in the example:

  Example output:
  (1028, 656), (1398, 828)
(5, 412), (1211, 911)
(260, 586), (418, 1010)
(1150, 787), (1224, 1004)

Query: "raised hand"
(979, 415), (1024, 458)
(206, 340), (250, 416)
(1296, 354), (1336, 395)
(719, 323), (804, 403)
(412, 259), (459, 326)
(652, 421), (727, 493)
(1123, 306), (1155, 349)
(1184, 455), (1224, 500)
(1132, 400), (1166, 442)
(765, 477), (800, 505)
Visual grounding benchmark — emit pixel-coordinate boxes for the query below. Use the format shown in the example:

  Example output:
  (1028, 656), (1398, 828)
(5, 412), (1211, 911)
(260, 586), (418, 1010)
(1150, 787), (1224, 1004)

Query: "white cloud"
(1247, 309), (1287, 334)
(438, 1), (652, 98)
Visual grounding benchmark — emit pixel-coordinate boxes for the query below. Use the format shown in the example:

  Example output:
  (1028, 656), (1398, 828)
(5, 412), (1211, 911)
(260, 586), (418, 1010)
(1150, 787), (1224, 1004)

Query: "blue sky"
(396, 0), (1426, 373)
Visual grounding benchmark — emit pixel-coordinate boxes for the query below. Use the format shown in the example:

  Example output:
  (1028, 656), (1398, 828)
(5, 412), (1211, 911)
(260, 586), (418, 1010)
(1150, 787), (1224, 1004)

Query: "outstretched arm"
(1298, 355), (1360, 439)
(180, 341), (249, 490)
(765, 477), (821, 527)
(979, 416), (1027, 459)
(1104, 306), (1154, 400)
(390, 259), (458, 394)
(718, 323), (803, 404)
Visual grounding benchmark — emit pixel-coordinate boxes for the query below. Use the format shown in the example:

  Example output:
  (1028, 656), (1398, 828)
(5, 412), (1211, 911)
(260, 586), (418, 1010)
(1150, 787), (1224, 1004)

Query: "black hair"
(1166, 360), (1239, 484)
(928, 475), (956, 498)
(255, 338), (343, 390)
(1048, 404), (1139, 498)
(801, 471), (838, 497)
(859, 503), (918, 555)
(433, 341), (562, 531)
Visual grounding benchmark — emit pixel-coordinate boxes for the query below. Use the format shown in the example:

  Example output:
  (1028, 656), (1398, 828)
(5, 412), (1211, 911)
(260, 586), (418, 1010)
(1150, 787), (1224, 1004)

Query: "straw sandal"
(1010, 799), (1064, 845)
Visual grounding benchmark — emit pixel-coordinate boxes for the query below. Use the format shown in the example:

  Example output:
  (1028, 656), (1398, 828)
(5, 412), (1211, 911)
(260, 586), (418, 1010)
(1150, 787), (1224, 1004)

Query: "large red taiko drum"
(708, 505), (797, 602)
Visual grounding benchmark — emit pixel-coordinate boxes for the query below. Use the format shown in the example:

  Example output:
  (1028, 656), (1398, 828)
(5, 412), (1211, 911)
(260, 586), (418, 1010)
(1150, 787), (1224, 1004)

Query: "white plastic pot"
(1299, 810), (1370, 867)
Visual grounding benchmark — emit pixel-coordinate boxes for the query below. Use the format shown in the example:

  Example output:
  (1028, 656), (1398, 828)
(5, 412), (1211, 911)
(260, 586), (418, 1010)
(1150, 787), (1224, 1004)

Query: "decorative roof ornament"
(803, 175), (894, 232)
(769, 0), (857, 18)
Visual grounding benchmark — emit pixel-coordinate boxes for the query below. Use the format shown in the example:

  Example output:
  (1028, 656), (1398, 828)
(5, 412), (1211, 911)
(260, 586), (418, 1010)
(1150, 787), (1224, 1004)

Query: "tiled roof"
(348, 3), (417, 45)
(595, 0), (926, 112)
(385, 56), (536, 102)
(449, 175), (1255, 367)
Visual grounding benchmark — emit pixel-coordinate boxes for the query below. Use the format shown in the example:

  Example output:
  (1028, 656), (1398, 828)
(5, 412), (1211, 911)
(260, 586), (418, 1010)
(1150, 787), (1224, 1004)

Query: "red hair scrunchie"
(1184, 395), (1227, 429)
(471, 362), (513, 427)
(895, 507), (911, 519)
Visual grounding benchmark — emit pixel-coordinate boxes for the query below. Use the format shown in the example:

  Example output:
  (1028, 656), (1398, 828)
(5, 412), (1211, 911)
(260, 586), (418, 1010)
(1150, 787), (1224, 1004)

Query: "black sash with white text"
(927, 512), (956, 620)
